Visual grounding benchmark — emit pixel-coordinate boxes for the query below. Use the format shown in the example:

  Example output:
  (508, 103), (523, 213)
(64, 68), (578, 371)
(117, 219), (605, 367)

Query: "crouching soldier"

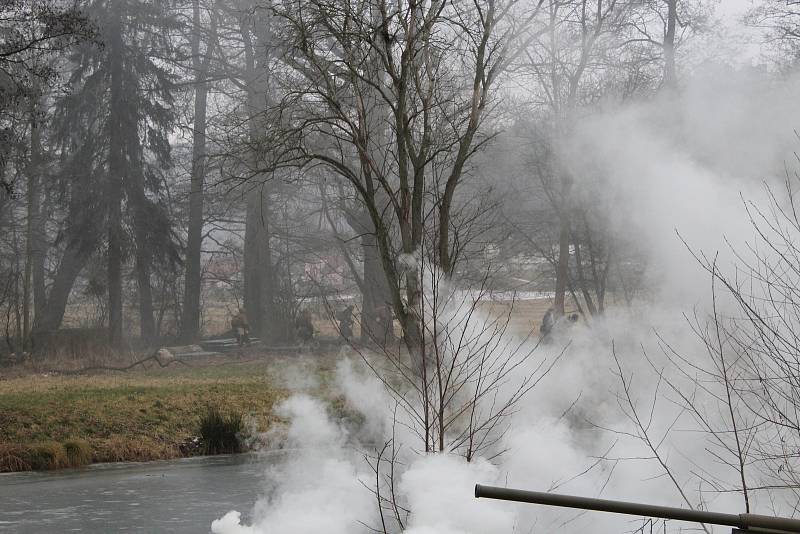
(539, 307), (556, 340)
(231, 308), (250, 346)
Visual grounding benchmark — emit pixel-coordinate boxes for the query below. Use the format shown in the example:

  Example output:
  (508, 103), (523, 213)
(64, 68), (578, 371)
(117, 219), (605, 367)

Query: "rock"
(155, 348), (175, 362)
(165, 344), (204, 355)
(179, 436), (203, 455)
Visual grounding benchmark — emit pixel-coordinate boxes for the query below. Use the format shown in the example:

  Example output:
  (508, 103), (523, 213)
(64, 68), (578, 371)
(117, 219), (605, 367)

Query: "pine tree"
(52, 0), (180, 346)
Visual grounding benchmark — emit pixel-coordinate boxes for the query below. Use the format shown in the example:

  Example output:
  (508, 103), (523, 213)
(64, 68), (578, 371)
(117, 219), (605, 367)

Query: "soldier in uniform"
(295, 309), (315, 343)
(337, 305), (355, 340)
(540, 307), (556, 340)
(231, 308), (250, 346)
(374, 304), (394, 346)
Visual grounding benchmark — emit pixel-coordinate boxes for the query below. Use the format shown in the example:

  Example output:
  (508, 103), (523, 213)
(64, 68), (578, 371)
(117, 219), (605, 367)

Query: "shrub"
(26, 442), (67, 470)
(0, 444), (30, 472)
(63, 439), (92, 467)
(199, 406), (244, 455)
(93, 436), (175, 463)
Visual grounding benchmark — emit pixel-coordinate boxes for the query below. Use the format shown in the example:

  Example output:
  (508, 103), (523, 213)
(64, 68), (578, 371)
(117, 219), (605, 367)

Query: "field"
(0, 355), (328, 471)
(0, 296), (558, 472)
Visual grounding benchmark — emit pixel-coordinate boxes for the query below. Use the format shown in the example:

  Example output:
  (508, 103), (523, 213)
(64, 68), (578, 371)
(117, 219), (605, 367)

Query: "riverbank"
(0, 357), (294, 472)
(0, 296), (553, 473)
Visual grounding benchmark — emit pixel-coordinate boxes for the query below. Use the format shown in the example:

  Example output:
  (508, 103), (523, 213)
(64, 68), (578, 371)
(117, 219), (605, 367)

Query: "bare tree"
(512, 0), (709, 318)
(625, 0), (711, 88)
(746, 0), (800, 60)
(350, 265), (563, 534)
(260, 0), (540, 359)
(0, 1), (94, 346)
(607, 160), (800, 520)
(688, 169), (800, 501)
(180, 0), (218, 342)
(519, 0), (641, 316)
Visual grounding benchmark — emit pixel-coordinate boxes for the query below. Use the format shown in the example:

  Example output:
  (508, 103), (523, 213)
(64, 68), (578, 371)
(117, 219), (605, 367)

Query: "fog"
(3, 1), (800, 533)
(211, 65), (800, 533)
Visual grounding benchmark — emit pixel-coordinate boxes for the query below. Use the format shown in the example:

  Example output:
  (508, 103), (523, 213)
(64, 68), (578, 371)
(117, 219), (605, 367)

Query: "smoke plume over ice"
(212, 394), (373, 534)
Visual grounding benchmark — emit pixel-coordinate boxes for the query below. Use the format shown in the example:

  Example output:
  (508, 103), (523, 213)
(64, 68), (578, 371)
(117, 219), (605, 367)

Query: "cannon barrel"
(474, 484), (800, 533)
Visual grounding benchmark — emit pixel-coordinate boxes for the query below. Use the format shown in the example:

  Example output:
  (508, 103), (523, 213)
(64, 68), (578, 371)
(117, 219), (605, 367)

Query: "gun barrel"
(474, 484), (800, 533)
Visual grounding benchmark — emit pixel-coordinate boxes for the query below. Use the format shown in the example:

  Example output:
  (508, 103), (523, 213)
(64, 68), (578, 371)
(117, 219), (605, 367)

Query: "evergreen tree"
(52, 0), (180, 345)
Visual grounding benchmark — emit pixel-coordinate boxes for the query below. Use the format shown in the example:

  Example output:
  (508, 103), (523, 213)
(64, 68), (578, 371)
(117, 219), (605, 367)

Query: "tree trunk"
(31, 191), (46, 324)
(241, 10), (285, 343)
(180, 0), (212, 343)
(243, 189), (283, 343)
(360, 231), (392, 343)
(133, 210), (156, 342)
(553, 214), (570, 315)
(12, 228), (22, 350)
(243, 188), (265, 337)
(402, 255), (425, 368)
(552, 166), (574, 316)
(35, 241), (94, 331)
(572, 238), (597, 315)
(107, 8), (125, 348)
(664, 0), (677, 88)
(367, 203), (422, 361)
(339, 201), (392, 345)
(23, 107), (41, 341)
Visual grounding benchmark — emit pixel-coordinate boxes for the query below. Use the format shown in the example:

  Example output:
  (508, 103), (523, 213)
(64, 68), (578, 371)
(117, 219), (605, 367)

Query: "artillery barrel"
(474, 484), (800, 533)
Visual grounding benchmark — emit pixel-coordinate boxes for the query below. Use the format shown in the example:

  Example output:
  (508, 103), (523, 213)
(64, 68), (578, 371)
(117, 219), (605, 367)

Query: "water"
(0, 454), (269, 533)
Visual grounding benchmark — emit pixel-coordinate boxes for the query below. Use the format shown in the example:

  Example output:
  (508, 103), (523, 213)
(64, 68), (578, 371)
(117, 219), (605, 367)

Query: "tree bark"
(361, 230), (393, 343)
(243, 188), (265, 337)
(572, 238), (597, 315)
(23, 104), (43, 341)
(31, 189), (46, 325)
(133, 202), (156, 341)
(240, 9), (285, 342)
(179, 0), (212, 342)
(12, 228), (22, 349)
(339, 201), (391, 344)
(664, 0), (678, 88)
(35, 240), (94, 331)
(552, 169), (573, 316)
(553, 214), (570, 315)
(107, 6), (125, 348)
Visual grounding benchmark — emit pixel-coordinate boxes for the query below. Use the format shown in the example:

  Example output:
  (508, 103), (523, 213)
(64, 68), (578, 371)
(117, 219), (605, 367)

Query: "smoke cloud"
(212, 64), (800, 534)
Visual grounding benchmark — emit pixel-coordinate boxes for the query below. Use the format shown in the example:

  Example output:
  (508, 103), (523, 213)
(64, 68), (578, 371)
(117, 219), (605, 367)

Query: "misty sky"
(719, 0), (752, 19)
(713, 0), (765, 62)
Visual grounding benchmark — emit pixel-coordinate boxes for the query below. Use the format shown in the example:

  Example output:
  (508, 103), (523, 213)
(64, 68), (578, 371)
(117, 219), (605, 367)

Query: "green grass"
(199, 405), (245, 454)
(0, 361), (286, 471)
(26, 442), (67, 470)
(63, 439), (92, 465)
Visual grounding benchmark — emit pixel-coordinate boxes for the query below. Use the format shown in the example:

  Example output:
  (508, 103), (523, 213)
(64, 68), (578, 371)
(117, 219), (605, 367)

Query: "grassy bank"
(0, 360), (286, 472)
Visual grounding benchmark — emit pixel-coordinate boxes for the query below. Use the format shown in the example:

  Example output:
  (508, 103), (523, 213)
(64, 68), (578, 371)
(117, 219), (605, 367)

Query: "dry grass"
(0, 440), (94, 471)
(0, 443), (31, 471)
(26, 442), (68, 470)
(0, 360), (287, 471)
(91, 435), (177, 463)
(63, 439), (93, 465)
(0, 296), (562, 472)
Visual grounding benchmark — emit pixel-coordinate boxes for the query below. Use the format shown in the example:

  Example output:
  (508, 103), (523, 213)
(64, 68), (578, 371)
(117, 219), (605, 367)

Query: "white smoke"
(211, 395), (374, 534)
(401, 455), (515, 534)
(213, 65), (800, 534)
(566, 66), (800, 307)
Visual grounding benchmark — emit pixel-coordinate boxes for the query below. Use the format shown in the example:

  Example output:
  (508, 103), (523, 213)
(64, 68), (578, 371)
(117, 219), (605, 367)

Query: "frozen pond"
(0, 454), (269, 533)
